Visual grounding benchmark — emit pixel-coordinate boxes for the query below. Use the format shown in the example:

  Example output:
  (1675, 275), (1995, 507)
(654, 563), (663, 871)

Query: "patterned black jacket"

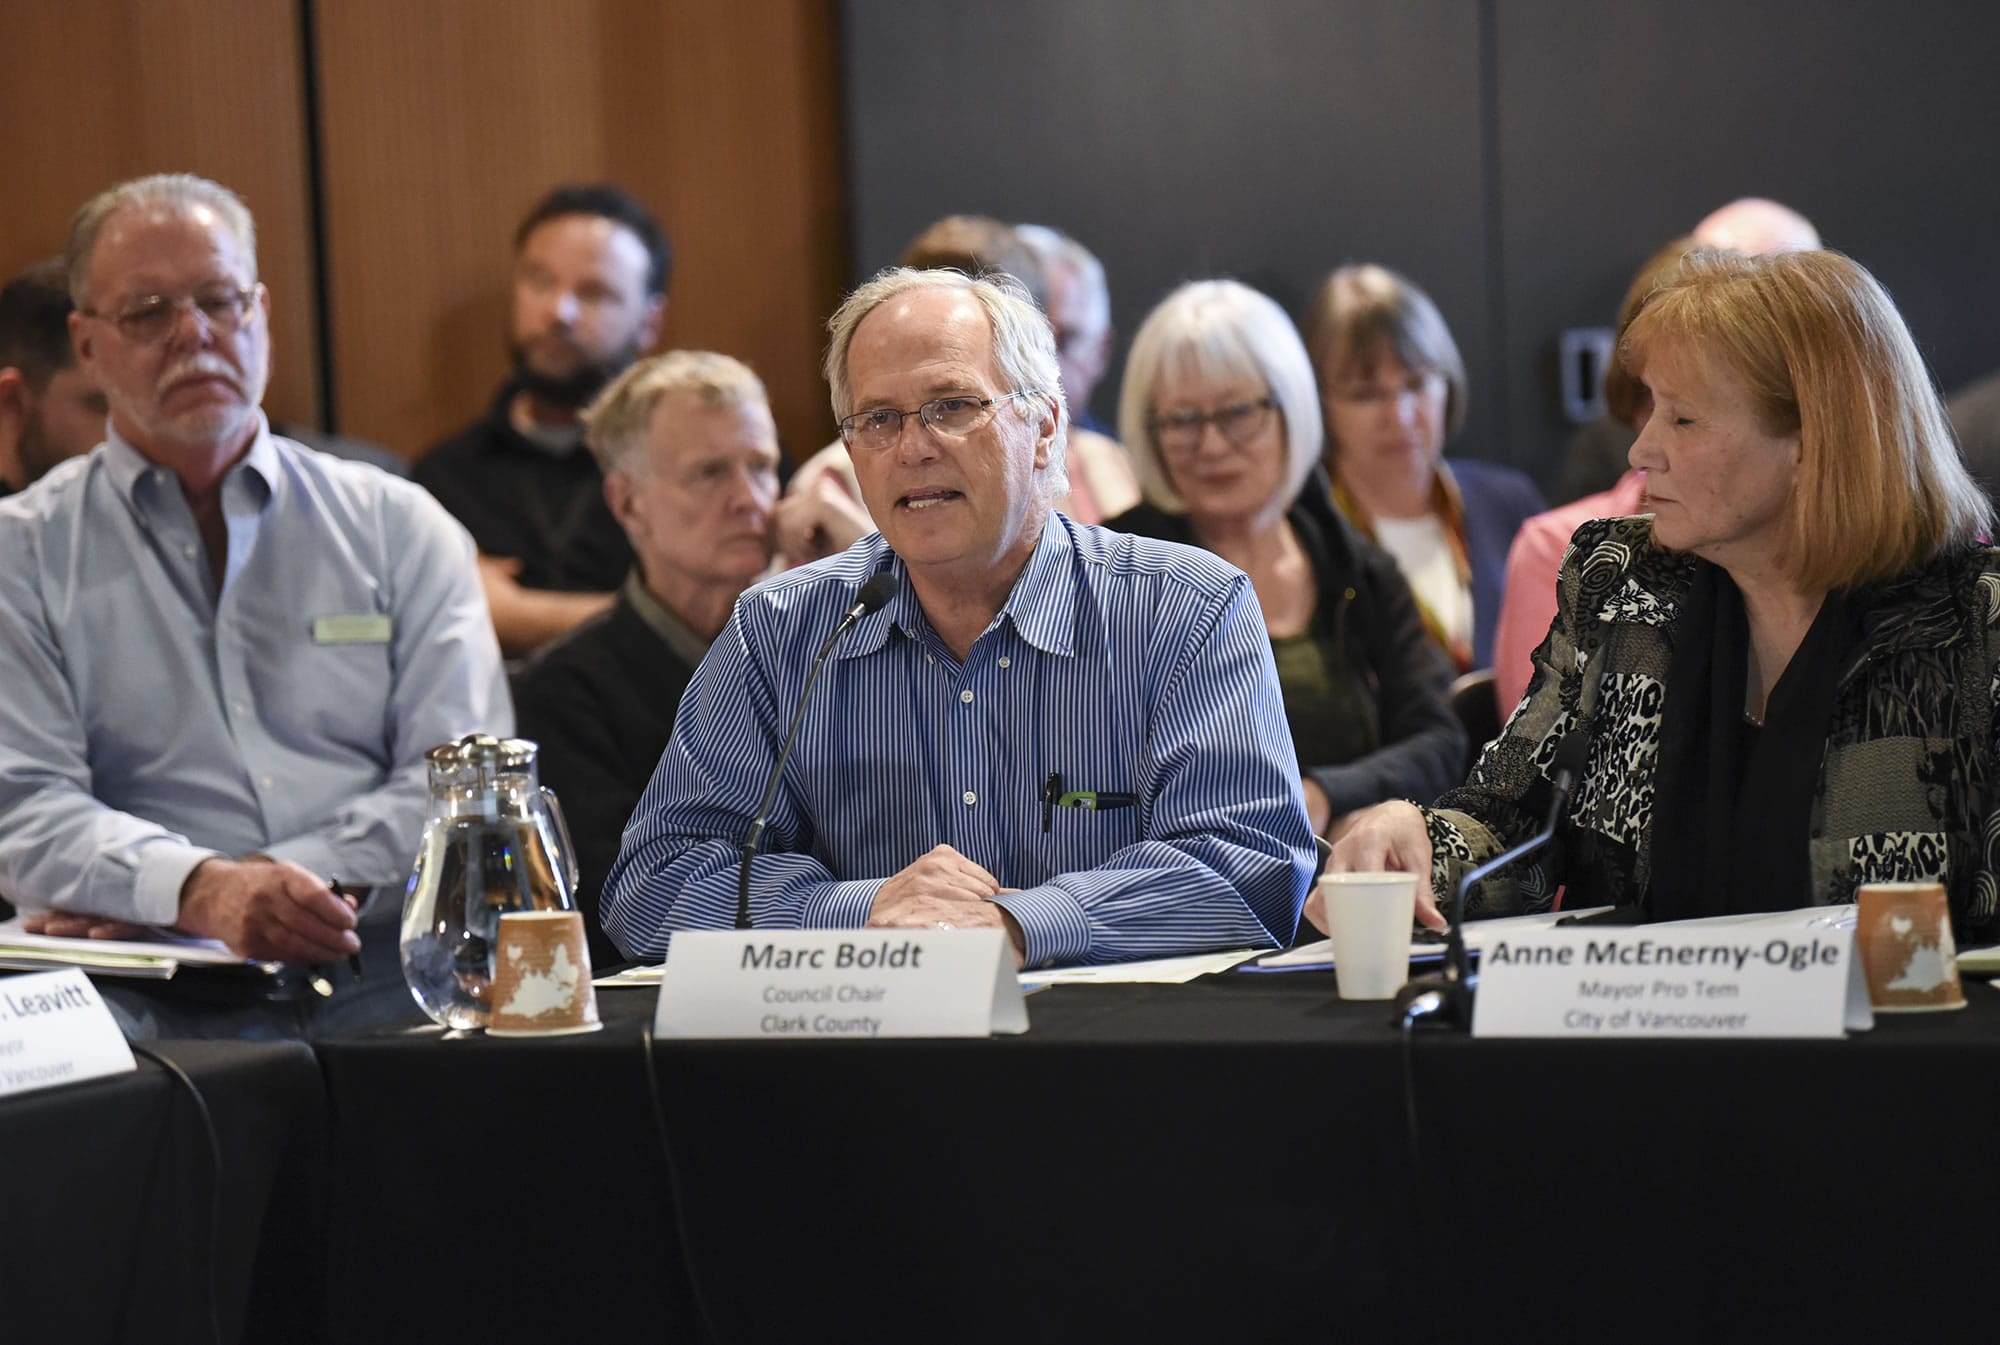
(1427, 515), (2000, 939)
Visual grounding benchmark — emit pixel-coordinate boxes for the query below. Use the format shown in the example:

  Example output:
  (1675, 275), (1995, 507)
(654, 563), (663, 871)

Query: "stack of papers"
(0, 917), (254, 979)
(1250, 907), (1617, 971)
(1016, 948), (1263, 988)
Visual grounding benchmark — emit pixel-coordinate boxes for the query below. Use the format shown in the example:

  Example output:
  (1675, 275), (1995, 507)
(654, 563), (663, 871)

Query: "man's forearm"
(484, 581), (615, 657)
(603, 838), (882, 959)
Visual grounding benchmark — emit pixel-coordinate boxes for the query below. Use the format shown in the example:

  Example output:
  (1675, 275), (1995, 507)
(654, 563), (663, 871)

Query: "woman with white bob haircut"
(1108, 279), (1464, 844)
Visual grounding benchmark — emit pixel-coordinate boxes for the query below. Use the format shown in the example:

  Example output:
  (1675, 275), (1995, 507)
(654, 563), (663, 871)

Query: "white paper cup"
(1320, 871), (1418, 1000)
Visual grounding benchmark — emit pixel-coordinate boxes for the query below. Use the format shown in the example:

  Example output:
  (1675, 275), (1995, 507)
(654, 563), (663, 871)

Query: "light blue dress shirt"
(0, 418), (511, 925)
(602, 512), (1315, 967)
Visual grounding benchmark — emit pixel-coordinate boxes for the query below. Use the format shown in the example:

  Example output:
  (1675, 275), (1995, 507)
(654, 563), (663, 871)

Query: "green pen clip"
(1056, 790), (1139, 812)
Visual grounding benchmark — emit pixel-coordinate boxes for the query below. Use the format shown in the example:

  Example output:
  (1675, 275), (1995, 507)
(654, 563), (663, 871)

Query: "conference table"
(311, 972), (2000, 1343)
(3, 1035), (328, 1344)
(11, 966), (1998, 1343)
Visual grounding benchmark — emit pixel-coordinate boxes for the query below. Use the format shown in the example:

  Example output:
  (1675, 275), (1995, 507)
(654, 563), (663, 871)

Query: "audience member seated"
(1016, 223), (1141, 517)
(1691, 196), (1821, 256)
(0, 258), (105, 494)
(1306, 264), (1544, 671)
(513, 351), (779, 969)
(0, 174), (507, 974)
(1317, 249), (2000, 944)
(1557, 199), (1820, 503)
(603, 267), (1315, 965)
(1492, 236), (1694, 713)
(777, 216), (1135, 567)
(1105, 279), (1462, 841)
(417, 184), (670, 656)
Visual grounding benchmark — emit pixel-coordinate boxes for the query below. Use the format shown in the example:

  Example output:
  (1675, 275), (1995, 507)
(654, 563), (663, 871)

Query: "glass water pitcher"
(400, 734), (580, 1029)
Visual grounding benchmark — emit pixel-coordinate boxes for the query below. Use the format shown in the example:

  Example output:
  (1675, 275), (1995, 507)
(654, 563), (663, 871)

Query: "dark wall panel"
(1494, 0), (2000, 480)
(845, 0), (2000, 490)
(842, 0), (1493, 448)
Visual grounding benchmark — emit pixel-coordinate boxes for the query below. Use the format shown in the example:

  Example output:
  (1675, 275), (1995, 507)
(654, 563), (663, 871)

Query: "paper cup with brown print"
(1855, 882), (1965, 1012)
(487, 910), (603, 1035)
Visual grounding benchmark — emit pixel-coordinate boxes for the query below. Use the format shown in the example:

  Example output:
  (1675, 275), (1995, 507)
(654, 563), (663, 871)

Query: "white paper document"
(595, 963), (666, 989)
(0, 917), (253, 977)
(1017, 948), (1263, 987)
(1255, 908), (1615, 969)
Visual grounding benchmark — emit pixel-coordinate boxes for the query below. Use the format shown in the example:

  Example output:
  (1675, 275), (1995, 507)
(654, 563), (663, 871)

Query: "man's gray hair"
(65, 174), (258, 308)
(823, 267), (1068, 485)
(583, 349), (771, 477)
(1016, 224), (1110, 337)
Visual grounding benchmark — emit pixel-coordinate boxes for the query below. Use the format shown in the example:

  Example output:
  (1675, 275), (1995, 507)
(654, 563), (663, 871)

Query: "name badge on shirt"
(312, 613), (393, 645)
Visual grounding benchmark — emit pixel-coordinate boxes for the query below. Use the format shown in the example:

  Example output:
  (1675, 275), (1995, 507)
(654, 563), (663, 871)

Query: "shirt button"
(998, 657), (1010, 669)
(183, 544), (198, 560)
(959, 689), (975, 704)
(260, 775), (274, 789)
(925, 652), (935, 665)
(962, 791), (977, 806)
(232, 701), (248, 715)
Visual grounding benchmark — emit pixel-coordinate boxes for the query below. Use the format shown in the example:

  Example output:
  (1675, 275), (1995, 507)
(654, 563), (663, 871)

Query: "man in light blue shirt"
(0, 173), (508, 963)
(603, 268), (1313, 967)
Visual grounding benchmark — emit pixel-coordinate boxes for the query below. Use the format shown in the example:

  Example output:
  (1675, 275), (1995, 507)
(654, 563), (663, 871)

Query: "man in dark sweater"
(417, 185), (671, 656)
(512, 350), (778, 967)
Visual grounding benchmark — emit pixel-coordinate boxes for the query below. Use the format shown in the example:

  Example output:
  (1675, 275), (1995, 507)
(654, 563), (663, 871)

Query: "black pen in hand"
(329, 877), (365, 983)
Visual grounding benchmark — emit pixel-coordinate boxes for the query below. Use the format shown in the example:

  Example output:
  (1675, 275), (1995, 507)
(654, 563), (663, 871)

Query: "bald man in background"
(1691, 196), (1821, 254)
(1554, 198), (1820, 504)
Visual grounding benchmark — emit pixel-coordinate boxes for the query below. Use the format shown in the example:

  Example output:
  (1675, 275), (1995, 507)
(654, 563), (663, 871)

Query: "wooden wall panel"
(0, 0), (319, 427)
(314, 0), (848, 462)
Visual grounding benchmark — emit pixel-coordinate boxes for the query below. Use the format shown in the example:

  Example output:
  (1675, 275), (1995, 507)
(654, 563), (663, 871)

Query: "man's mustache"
(158, 353), (246, 397)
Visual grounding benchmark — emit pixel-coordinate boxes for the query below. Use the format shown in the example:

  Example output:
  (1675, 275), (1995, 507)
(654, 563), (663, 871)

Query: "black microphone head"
(1551, 724), (1592, 783)
(856, 573), (897, 613)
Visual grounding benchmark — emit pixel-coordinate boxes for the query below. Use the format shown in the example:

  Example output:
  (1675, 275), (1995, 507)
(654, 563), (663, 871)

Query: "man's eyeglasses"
(838, 390), (1041, 452)
(83, 284), (262, 347)
(1148, 397), (1276, 456)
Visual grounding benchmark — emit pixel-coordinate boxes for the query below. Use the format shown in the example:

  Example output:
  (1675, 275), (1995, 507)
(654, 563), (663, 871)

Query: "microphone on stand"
(735, 573), (897, 931)
(1396, 649), (1608, 1028)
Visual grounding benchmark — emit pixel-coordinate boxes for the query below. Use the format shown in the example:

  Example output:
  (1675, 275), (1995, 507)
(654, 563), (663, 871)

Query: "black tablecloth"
(313, 974), (2000, 1344)
(1, 1036), (326, 1344)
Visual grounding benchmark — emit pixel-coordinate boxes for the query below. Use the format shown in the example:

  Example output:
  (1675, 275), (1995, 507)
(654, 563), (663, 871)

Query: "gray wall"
(841, 0), (2000, 492)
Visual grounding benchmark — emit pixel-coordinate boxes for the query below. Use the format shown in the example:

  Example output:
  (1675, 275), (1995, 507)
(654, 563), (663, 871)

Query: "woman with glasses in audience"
(1318, 249), (2000, 942)
(1306, 265), (1544, 672)
(1107, 280), (1463, 841)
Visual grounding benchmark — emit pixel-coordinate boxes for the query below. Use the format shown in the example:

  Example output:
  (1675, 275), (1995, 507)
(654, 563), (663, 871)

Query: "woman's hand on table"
(1304, 800), (1441, 934)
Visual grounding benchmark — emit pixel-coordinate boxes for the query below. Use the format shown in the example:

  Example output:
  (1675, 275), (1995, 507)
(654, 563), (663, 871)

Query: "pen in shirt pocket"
(1042, 771), (1137, 832)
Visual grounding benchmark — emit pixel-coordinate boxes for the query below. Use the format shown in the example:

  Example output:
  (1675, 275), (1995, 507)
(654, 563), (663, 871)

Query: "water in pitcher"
(399, 733), (578, 1029)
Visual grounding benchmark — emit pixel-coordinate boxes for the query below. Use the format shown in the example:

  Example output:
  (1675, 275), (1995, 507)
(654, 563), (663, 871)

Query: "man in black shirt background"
(417, 185), (671, 655)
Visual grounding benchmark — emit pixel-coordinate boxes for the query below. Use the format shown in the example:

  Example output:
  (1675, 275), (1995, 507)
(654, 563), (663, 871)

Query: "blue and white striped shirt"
(601, 512), (1315, 967)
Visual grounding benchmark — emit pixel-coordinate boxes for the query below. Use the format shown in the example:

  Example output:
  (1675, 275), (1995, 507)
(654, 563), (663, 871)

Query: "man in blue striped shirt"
(602, 269), (1314, 967)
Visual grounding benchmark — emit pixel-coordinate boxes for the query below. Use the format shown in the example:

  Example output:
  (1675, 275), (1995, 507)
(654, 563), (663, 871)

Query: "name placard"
(0, 969), (136, 1097)
(1472, 925), (1872, 1038)
(654, 929), (1029, 1039)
